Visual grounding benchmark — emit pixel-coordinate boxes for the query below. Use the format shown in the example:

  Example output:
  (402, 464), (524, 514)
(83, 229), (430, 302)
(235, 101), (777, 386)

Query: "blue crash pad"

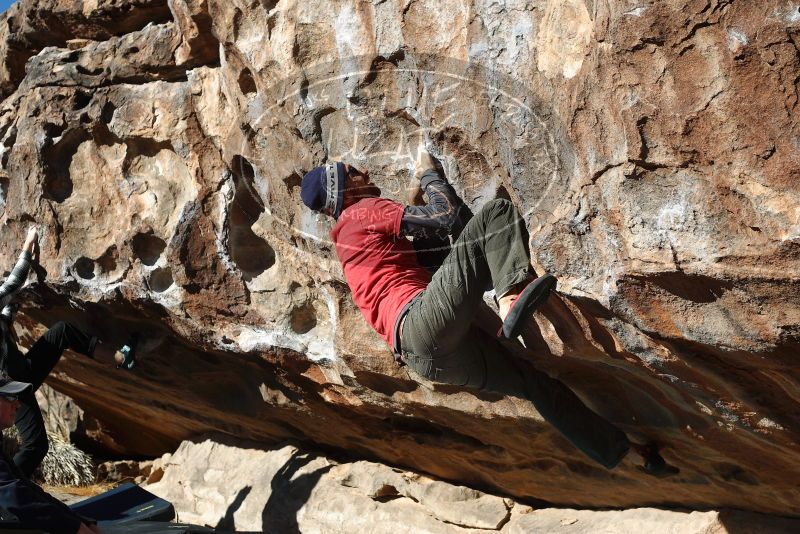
(69, 482), (175, 524)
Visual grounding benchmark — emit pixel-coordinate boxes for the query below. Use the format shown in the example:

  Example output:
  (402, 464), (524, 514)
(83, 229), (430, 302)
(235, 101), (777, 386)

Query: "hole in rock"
(76, 64), (103, 76)
(0, 177), (8, 215)
(64, 51), (80, 63)
(125, 137), (174, 160)
(266, 12), (277, 38)
(372, 484), (401, 503)
(495, 184), (511, 201)
(260, 0), (279, 11)
(126, 46), (140, 55)
(283, 172), (302, 192)
(149, 267), (173, 293)
(229, 156), (275, 281)
(354, 370), (418, 396)
(96, 246), (118, 273)
(74, 257), (95, 280)
(79, 113), (91, 124)
(1, 128), (16, 167)
(311, 107), (336, 140)
(289, 302), (317, 334)
(101, 102), (116, 124)
(299, 78), (309, 101)
(132, 233), (167, 266)
(242, 122), (258, 142)
(92, 123), (120, 148)
(238, 67), (257, 95)
(232, 9), (244, 41)
(42, 129), (91, 203)
(73, 91), (92, 110)
(362, 55), (401, 86)
(184, 283), (202, 295)
(43, 122), (65, 139)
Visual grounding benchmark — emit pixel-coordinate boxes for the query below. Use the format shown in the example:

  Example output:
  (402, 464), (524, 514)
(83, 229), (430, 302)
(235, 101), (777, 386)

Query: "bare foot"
(497, 277), (535, 320)
(497, 293), (517, 321)
(113, 351), (126, 366)
(92, 341), (127, 366)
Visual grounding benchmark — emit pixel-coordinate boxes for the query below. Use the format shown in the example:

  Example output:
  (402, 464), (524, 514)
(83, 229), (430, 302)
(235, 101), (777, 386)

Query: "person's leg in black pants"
(12, 390), (49, 478)
(12, 321), (96, 477)
(23, 321), (96, 390)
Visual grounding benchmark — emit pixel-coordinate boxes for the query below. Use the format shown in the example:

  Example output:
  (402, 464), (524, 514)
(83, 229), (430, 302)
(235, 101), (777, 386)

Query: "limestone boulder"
(0, 0), (173, 98)
(35, 383), (85, 440)
(0, 0), (798, 516)
(147, 439), (517, 532)
(146, 438), (800, 533)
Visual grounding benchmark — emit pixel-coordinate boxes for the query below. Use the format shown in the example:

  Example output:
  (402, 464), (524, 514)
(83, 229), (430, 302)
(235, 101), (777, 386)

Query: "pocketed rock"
(0, 0), (798, 516)
(96, 459), (154, 484)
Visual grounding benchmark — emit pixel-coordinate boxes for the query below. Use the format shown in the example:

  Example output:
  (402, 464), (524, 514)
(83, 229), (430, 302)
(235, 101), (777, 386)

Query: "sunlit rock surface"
(145, 439), (800, 532)
(0, 0), (798, 515)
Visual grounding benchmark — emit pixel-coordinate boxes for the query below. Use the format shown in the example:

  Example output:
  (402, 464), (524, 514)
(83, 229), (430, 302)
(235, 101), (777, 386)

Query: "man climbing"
(0, 374), (101, 533)
(0, 226), (139, 478)
(300, 151), (677, 475)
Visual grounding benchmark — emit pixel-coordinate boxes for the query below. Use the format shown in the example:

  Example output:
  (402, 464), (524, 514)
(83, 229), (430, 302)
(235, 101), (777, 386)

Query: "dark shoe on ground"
(117, 333), (139, 371)
(499, 273), (557, 339)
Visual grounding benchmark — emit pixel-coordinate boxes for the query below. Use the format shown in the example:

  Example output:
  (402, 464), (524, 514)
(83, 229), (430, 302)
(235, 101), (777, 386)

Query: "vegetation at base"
(2, 426), (94, 486)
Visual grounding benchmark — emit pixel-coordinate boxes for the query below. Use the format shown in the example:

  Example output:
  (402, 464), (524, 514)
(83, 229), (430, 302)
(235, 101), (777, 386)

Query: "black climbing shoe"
(638, 443), (680, 477)
(117, 333), (139, 371)
(499, 273), (557, 339)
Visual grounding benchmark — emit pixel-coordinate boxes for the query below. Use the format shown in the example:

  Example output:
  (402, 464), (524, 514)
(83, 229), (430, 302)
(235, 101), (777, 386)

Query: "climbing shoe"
(117, 333), (139, 371)
(499, 273), (557, 339)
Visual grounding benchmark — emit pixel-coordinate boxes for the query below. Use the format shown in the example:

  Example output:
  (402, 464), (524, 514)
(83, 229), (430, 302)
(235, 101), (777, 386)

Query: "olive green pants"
(401, 199), (630, 469)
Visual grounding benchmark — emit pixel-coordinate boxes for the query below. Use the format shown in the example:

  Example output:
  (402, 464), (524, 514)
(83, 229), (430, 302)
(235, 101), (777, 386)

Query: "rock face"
(148, 439), (522, 532)
(36, 384), (85, 440)
(146, 438), (800, 533)
(150, 440), (497, 531)
(0, 0), (798, 515)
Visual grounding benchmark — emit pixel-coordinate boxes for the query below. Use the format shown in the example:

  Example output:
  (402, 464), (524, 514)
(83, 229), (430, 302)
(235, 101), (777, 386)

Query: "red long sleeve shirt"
(331, 197), (431, 350)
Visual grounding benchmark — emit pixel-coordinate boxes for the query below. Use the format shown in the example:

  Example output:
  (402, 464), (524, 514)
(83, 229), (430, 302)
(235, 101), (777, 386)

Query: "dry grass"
(3, 426), (95, 486)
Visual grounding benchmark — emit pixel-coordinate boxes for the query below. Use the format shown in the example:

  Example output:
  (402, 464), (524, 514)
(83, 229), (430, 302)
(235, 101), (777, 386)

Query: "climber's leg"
(402, 198), (533, 359)
(464, 330), (630, 469)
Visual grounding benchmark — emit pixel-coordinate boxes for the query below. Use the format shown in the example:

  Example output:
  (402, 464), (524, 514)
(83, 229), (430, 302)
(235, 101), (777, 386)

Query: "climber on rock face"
(299, 149), (678, 476)
(0, 374), (102, 534)
(0, 226), (139, 479)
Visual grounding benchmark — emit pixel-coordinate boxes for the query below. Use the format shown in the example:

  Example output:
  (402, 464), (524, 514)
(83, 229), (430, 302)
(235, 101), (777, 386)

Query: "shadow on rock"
(215, 485), (252, 530)
(261, 450), (334, 534)
(718, 509), (800, 534)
